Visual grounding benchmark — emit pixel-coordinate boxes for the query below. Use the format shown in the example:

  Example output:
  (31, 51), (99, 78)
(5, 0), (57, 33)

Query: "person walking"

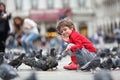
(0, 2), (11, 52)
(21, 18), (39, 53)
(6, 16), (24, 49)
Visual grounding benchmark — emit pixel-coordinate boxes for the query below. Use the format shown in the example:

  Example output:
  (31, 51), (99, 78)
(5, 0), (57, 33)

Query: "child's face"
(60, 26), (73, 37)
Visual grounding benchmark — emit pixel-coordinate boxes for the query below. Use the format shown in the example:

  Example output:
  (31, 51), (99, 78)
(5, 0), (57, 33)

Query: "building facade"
(1, 0), (119, 38)
(89, 0), (120, 39)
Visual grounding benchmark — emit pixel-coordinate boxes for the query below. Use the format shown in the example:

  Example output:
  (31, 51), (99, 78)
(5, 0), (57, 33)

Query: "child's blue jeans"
(67, 43), (96, 62)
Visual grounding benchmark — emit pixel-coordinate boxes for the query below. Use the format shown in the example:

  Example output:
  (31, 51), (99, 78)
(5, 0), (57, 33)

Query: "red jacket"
(69, 30), (97, 53)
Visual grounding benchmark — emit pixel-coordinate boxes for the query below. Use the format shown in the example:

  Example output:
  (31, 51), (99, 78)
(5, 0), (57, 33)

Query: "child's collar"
(69, 30), (75, 38)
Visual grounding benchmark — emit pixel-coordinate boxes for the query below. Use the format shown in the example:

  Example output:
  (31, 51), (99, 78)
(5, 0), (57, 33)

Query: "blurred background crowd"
(0, 0), (120, 52)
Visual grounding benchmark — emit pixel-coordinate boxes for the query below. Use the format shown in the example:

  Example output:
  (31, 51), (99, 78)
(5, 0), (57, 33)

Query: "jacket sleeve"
(0, 14), (5, 24)
(0, 13), (11, 24)
(6, 14), (12, 20)
(70, 33), (83, 52)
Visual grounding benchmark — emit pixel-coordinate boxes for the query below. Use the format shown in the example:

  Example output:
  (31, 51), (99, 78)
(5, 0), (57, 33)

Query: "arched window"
(77, 0), (86, 8)
(31, 0), (38, 9)
(62, 0), (70, 8)
(15, 0), (23, 10)
(47, 0), (54, 9)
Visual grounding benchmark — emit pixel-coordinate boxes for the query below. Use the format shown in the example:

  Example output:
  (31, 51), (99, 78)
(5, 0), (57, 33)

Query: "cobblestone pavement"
(14, 55), (120, 80)
(4, 42), (120, 80)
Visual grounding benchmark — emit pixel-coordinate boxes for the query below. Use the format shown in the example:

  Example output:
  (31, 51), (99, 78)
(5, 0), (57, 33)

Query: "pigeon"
(22, 57), (36, 69)
(81, 56), (101, 73)
(110, 47), (119, 52)
(23, 57), (45, 70)
(35, 49), (43, 59)
(96, 50), (109, 58)
(0, 52), (4, 59)
(5, 51), (14, 61)
(116, 50), (120, 58)
(94, 70), (113, 80)
(45, 48), (58, 70)
(26, 50), (37, 58)
(0, 54), (18, 80)
(111, 58), (118, 70)
(39, 60), (49, 71)
(0, 53), (4, 64)
(33, 60), (44, 70)
(114, 58), (120, 68)
(100, 57), (113, 70)
(9, 53), (25, 69)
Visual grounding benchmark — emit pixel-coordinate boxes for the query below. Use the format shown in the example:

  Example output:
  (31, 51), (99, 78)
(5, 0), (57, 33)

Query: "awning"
(29, 8), (71, 22)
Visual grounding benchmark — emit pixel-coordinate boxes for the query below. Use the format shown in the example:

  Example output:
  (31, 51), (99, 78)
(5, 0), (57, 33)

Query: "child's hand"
(64, 45), (71, 52)
(61, 34), (69, 43)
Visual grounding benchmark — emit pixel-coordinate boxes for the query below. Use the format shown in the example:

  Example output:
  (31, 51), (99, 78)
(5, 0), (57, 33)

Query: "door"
(79, 23), (88, 37)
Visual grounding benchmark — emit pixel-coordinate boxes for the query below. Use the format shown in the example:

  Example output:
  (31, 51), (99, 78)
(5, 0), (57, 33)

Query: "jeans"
(81, 47), (96, 62)
(21, 33), (39, 53)
(67, 43), (96, 62)
(6, 34), (18, 49)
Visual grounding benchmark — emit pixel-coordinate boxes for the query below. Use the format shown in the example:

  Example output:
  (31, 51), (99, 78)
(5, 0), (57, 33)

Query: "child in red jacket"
(56, 18), (97, 70)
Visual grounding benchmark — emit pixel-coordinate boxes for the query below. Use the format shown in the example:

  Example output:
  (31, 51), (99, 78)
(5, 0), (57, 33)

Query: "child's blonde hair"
(56, 18), (75, 33)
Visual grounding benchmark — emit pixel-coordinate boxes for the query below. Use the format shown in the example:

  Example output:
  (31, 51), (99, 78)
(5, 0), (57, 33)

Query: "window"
(77, 0), (86, 8)
(69, 0), (78, 8)
(31, 0), (38, 9)
(47, 0), (54, 9)
(38, 0), (47, 9)
(62, 0), (70, 8)
(15, 0), (23, 10)
(54, 0), (62, 8)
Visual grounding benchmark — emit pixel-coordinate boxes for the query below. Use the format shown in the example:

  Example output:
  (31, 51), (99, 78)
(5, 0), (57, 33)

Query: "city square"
(4, 43), (120, 80)
(0, 0), (120, 80)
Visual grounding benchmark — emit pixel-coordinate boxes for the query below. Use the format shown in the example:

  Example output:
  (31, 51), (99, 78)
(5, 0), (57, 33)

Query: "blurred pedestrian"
(21, 18), (39, 53)
(0, 2), (11, 52)
(114, 28), (120, 47)
(13, 16), (23, 37)
(13, 16), (24, 46)
(6, 16), (24, 49)
(91, 30), (99, 47)
(59, 8), (72, 20)
(97, 28), (105, 49)
(59, 8), (72, 52)
(56, 18), (96, 70)
(42, 25), (62, 53)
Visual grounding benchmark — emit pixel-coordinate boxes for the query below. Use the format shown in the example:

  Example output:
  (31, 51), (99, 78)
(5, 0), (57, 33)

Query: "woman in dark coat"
(0, 2), (11, 52)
